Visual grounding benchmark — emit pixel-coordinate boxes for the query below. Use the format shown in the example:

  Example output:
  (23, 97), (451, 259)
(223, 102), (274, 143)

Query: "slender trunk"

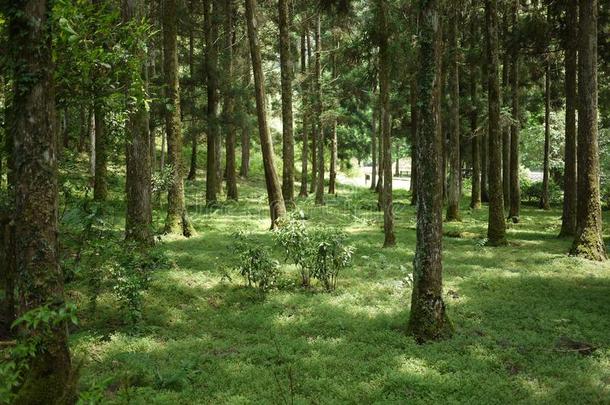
(240, 48), (251, 178)
(299, 29), (309, 197)
(481, 54), (490, 203)
(245, 0), (286, 226)
(540, 59), (551, 210)
(502, 49), (511, 206)
(224, 0), (238, 200)
(314, 14), (325, 206)
(570, 0), (606, 261)
(160, 128), (166, 169)
(124, 0), (153, 245)
(93, 101), (107, 201)
(163, 0), (194, 236)
(187, 11), (197, 183)
(375, 107), (383, 194)
(446, 7), (461, 221)
(485, 0), (507, 246)
(89, 108), (95, 176)
(370, 83), (378, 190)
(308, 33), (317, 194)
(204, 0), (220, 204)
(329, 120), (338, 195)
(279, 0), (295, 206)
(559, 0), (577, 236)
(407, 0), (451, 343)
(470, 64), (481, 209)
(410, 77), (418, 205)
(8, 1), (73, 400)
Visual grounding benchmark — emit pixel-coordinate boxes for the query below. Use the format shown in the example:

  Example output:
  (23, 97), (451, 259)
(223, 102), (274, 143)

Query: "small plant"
(274, 212), (311, 286)
(232, 231), (281, 291)
(309, 227), (354, 291)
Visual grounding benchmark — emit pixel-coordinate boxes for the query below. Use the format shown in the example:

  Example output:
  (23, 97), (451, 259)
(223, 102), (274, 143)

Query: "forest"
(0, 0), (609, 403)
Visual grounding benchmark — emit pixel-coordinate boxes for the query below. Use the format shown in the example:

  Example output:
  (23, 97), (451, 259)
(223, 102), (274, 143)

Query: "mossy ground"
(69, 168), (610, 404)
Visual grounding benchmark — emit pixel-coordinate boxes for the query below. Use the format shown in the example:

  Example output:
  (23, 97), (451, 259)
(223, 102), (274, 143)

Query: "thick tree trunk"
(508, 1), (521, 222)
(93, 101), (107, 201)
(224, 0), (238, 201)
(278, 0), (295, 206)
(540, 60), (551, 210)
(124, 0), (153, 245)
(407, 0), (451, 343)
(446, 7), (461, 221)
(163, 0), (194, 236)
(314, 15), (325, 206)
(7, 1), (73, 401)
(485, 0), (507, 246)
(559, 0), (577, 236)
(245, 0), (286, 227)
(570, 0), (606, 261)
(378, 0), (395, 247)
(205, 0), (221, 204)
(299, 29), (309, 197)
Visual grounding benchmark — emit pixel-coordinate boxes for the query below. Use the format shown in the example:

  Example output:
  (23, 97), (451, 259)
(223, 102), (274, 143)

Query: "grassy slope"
(71, 172), (610, 404)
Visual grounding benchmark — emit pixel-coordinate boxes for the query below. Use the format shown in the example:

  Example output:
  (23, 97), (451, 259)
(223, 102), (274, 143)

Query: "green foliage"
(232, 231), (281, 292)
(275, 212), (311, 286)
(521, 179), (563, 205)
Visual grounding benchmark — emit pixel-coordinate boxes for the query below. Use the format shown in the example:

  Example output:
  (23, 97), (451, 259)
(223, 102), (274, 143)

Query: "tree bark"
(410, 77), (418, 206)
(446, 6), (461, 221)
(407, 0), (452, 343)
(163, 0), (194, 236)
(299, 29), (309, 197)
(308, 32), (317, 195)
(240, 46), (251, 179)
(378, 0), (395, 247)
(559, 0), (577, 236)
(485, 0), (507, 246)
(205, 0), (221, 204)
(278, 0), (295, 206)
(245, 0), (287, 227)
(502, 48), (511, 207)
(8, 1), (73, 401)
(224, 0), (238, 201)
(314, 14), (325, 206)
(507, 0), (521, 222)
(540, 58), (551, 210)
(93, 101), (107, 201)
(570, 0), (606, 261)
(470, 62), (481, 209)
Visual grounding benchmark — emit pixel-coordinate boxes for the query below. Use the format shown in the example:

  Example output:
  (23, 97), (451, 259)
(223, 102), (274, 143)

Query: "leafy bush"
(275, 212), (311, 286)
(232, 231), (281, 291)
(522, 179), (563, 205)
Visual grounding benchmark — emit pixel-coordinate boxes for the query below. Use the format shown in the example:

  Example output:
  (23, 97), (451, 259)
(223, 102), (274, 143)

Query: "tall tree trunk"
(507, 0), (521, 222)
(570, 0), (606, 261)
(328, 42), (338, 196)
(485, 0), (507, 246)
(187, 0), (198, 181)
(407, 0), (452, 343)
(370, 83), (378, 191)
(378, 0), (395, 247)
(375, 107), (383, 194)
(481, 53), (490, 203)
(245, 0), (287, 227)
(123, 0), (153, 245)
(205, 0), (221, 204)
(299, 29), (309, 197)
(89, 107), (95, 176)
(93, 101), (107, 201)
(308, 33), (317, 195)
(410, 77), (418, 205)
(502, 49), (511, 207)
(7, 1), (73, 401)
(224, 0), (238, 201)
(240, 47), (251, 178)
(446, 6), (461, 221)
(540, 59), (551, 210)
(470, 64), (481, 209)
(278, 0), (295, 206)
(163, 0), (194, 236)
(559, 0), (577, 236)
(314, 14), (325, 206)
(78, 105), (87, 153)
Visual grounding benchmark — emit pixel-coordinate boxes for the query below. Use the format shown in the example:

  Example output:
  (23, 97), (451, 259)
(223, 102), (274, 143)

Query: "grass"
(68, 165), (610, 404)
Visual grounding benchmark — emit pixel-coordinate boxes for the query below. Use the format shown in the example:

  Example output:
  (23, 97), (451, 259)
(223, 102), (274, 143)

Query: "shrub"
(522, 179), (562, 205)
(274, 212), (311, 286)
(232, 231), (281, 291)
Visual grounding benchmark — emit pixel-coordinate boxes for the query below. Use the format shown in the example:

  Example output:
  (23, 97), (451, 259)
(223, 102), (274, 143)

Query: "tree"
(469, 18), (481, 210)
(410, 77), (418, 206)
(245, 0), (287, 227)
(446, 4), (461, 221)
(507, 0), (520, 222)
(7, 1), (73, 401)
(371, 83), (378, 191)
(163, 0), (195, 236)
(205, 0), (221, 205)
(407, 0), (452, 343)
(559, 0), (577, 236)
(224, 0), (239, 201)
(378, 0), (395, 247)
(314, 14), (325, 206)
(92, 0), (108, 202)
(540, 55), (551, 210)
(279, 0), (295, 206)
(485, 0), (507, 246)
(570, 0), (607, 261)
(124, 0), (153, 245)
(299, 28), (310, 198)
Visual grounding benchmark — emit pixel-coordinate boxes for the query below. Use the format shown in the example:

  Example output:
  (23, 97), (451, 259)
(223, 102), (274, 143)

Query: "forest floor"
(68, 168), (610, 404)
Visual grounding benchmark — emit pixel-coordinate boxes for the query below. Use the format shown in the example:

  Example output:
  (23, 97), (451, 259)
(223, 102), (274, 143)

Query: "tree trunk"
(314, 14), (325, 206)
(187, 0), (198, 181)
(481, 53), (490, 203)
(410, 77), (418, 206)
(446, 6), (461, 221)
(470, 63), (481, 209)
(245, 0), (286, 227)
(370, 83), (378, 191)
(224, 0), (238, 201)
(329, 120), (338, 195)
(279, 0), (295, 207)
(123, 0), (153, 245)
(570, 0), (606, 261)
(407, 0), (452, 343)
(378, 0), (395, 247)
(163, 0), (194, 237)
(540, 59), (551, 210)
(308, 32), (317, 195)
(502, 49), (511, 207)
(8, 1), (73, 401)
(299, 29), (309, 197)
(507, 0), (521, 222)
(89, 107), (95, 176)
(205, 0), (221, 204)
(559, 0), (577, 236)
(375, 106), (383, 194)
(240, 47), (251, 179)
(485, 0), (507, 246)
(93, 101), (107, 201)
